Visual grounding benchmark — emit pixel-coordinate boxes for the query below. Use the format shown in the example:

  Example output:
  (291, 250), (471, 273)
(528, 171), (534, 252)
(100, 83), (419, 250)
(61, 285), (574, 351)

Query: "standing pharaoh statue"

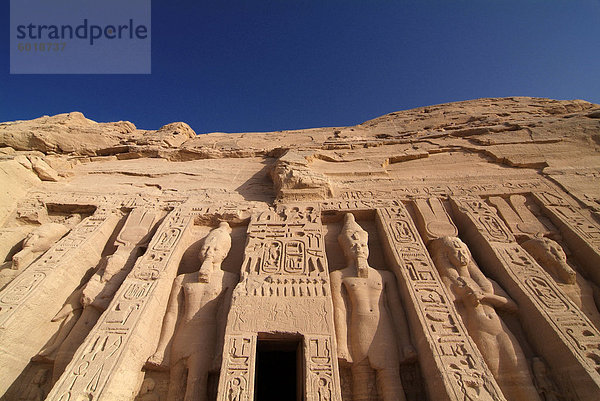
(330, 213), (416, 401)
(34, 208), (159, 382)
(429, 236), (541, 401)
(146, 222), (239, 401)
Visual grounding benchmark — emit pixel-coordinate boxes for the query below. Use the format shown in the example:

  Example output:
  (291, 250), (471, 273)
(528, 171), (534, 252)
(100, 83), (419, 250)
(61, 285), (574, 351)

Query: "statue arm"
(384, 272), (417, 362)
(35, 288), (84, 358)
(467, 261), (494, 294)
(52, 287), (84, 321)
(330, 271), (351, 364)
(445, 268), (488, 306)
(481, 279), (518, 312)
(146, 275), (183, 369)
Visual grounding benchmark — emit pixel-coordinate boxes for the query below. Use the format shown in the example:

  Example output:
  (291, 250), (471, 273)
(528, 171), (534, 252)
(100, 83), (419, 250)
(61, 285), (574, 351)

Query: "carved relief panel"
(533, 191), (600, 290)
(451, 196), (600, 400)
(218, 335), (257, 401)
(376, 205), (505, 401)
(219, 205), (342, 401)
(487, 193), (600, 330)
(45, 207), (195, 401)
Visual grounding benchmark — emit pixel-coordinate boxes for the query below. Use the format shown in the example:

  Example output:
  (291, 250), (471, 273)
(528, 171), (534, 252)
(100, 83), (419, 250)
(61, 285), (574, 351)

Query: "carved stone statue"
(146, 222), (238, 401)
(429, 236), (541, 401)
(34, 209), (159, 382)
(521, 235), (600, 328)
(330, 213), (416, 401)
(18, 368), (49, 401)
(11, 215), (80, 269)
(532, 357), (560, 401)
(136, 378), (160, 401)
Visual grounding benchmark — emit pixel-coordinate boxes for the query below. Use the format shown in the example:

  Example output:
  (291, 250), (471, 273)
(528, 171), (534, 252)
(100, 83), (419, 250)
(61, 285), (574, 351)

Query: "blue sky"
(1, 1), (599, 133)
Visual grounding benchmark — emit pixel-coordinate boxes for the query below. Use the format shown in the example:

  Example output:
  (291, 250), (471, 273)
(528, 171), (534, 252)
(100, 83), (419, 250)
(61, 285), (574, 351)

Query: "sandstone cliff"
(1, 97), (599, 223)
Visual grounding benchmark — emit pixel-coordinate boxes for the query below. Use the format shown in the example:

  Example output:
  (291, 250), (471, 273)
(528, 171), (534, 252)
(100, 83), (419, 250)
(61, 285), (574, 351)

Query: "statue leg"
(167, 359), (187, 401)
(184, 352), (209, 401)
(351, 360), (371, 401)
(497, 333), (541, 401)
(52, 308), (102, 383)
(376, 367), (406, 401)
(35, 308), (82, 362)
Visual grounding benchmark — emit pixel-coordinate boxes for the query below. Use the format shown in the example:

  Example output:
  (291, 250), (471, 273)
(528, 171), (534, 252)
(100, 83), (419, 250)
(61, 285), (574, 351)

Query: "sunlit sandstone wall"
(0, 97), (599, 400)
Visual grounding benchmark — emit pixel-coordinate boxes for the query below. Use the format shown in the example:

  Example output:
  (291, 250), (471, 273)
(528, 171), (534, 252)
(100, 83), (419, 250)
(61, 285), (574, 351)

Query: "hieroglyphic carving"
(335, 178), (546, 202)
(11, 216), (79, 270)
(376, 206), (505, 401)
(451, 197), (600, 399)
(534, 191), (600, 289)
(520, 236), (600, 328)
(229, 297), (330, 334)
(145, 222), (238, 401)
(217, 335), (256, 401)
(428, 236), (542, 401)
(46, 207), (195, 401)
(534, 192), (600, 246)
(244, 275), (329, 298)
(243, 206), (326, 278)
(0, 209), (120, 398)
(487, 193), (600, 329)
(218, 205), (342, 401)
(305, 336), (340, 401)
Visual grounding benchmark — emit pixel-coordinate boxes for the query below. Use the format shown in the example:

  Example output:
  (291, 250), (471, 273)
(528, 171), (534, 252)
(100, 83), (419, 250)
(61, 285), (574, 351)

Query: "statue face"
(544, 239), (567, 263)
(347, 229), (369, 260)
(448, 238), (470, 268)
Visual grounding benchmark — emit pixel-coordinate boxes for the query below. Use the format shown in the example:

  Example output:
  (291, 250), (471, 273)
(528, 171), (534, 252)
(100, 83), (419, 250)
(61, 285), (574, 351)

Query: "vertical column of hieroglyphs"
(533, 191), (600, 288)
(304, 336), (337, 401)
(219, 334), (257, 401)
(46, 206), (195, 401)
(451, 197), (600, 399)
(218, 205), (342, 401)
(377, 204), (506, 401)
(0, 208), (120, 397)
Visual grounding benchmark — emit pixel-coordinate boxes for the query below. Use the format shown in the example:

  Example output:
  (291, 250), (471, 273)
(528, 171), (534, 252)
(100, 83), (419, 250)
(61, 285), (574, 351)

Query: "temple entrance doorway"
(254, 336), (303, 401)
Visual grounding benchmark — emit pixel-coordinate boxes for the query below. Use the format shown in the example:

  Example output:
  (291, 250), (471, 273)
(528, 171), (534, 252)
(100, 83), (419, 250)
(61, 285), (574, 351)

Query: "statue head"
(198, 221), (232, 281)
(338, 213), (369, 274)
(65, 214), (82, 226)
(521, 235), (575, 284)
(199, 222), (232, 262)
(522, 236), (567, 263)
(429, 236), (471, 270)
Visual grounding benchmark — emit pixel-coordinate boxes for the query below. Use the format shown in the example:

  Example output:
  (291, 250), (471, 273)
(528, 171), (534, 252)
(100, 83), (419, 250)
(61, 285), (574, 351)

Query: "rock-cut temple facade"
(0, 97), (600, 401)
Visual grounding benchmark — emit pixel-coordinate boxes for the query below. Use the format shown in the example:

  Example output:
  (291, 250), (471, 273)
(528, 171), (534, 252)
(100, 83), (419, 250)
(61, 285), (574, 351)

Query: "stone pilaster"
(376, 206), (506, 401)
(0, 209), (120, 397)
(451, 197), (600, 399)
(46, 207), (195, 401)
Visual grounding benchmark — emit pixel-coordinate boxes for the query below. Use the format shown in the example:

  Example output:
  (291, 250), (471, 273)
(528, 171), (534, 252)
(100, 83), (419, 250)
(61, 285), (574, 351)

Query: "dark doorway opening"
(254, 337), (303, 401)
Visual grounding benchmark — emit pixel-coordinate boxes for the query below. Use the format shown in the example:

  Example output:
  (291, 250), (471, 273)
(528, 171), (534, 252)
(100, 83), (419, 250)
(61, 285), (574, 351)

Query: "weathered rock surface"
(0, 97), (599, 401)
